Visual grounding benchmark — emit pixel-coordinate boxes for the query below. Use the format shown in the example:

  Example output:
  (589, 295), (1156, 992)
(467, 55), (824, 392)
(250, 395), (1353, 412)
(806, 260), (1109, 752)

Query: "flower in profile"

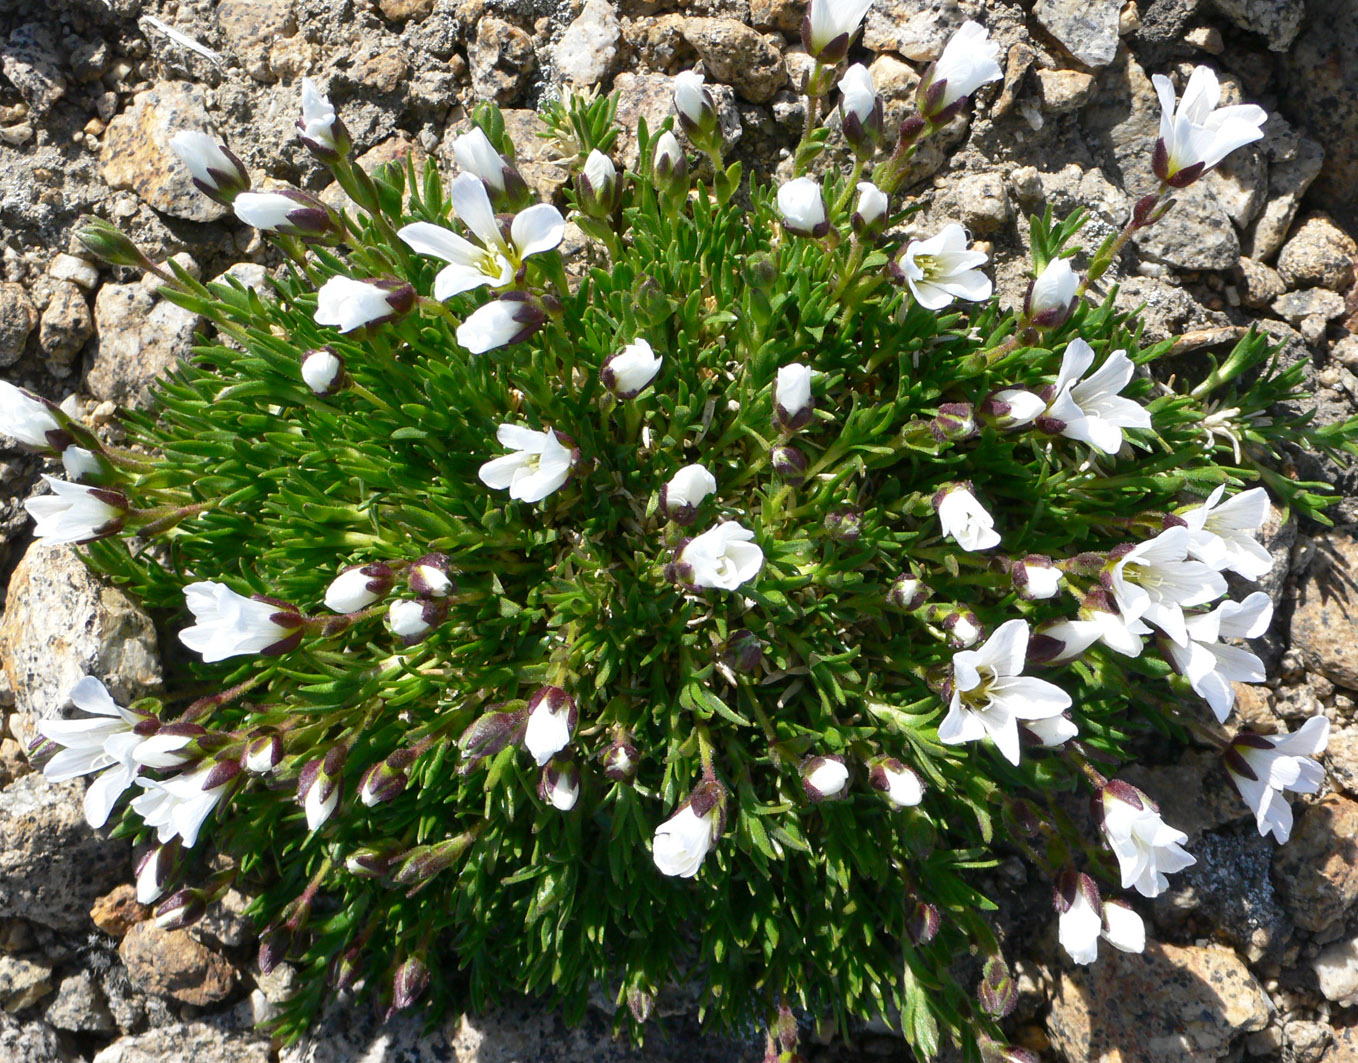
(135, 842), (179, 905)
(1042, 339), (1150, 455)
(940, 619), (1071, 765)
(37, 676), (149, 829)
(314, 276), (416, 333)
(673, 70), (719, 150)
(169, 131), (251, 204)
(984, 387), (1048, 431)
(477, 423), (576, 503)
(1225, 716), (1329, 844)
(1024, 257), (1079, 329)
(1023, 713), (1078, 748)
(852, 181), (889, 240)
(298, 751), (344, 830)
(1099, 780), (1195, 898)
(131, 762), (237, 849)
(894, 224), (992, 310)
(652, 780), (725, 878)
(802, 0), (875, 63)
(919, 21), (1003, 119)
(387, 598), (446, 644)
(24, 476), (127, 544)
(1101, 899), (1146, 954)
(452, 126), (528, 206)
(1054, 872), (1102, 965)
(801, 755), (849, 801)
(1163, 591), (1271, 721)
(297, 77), (350, 161)
(233, 190), (339, 241)
(0, 381), (65, 453)
(676, 522), (764, 591)
(935, 483), (1001, 552)
(524, 686), (577, 767)
(1037, 589), (1149, 663)
(539, 759), (581, 811)
(776, 177), (830, 238)
(1179, 486), (1273, 581)
(660, 464), (717, 525)
(397, 173), (564, 301)
(602, 339), (663, 399)
(178, 581), (305, 663)
(301, 347), (344, 395)
(578, 150), (621, 217)
(1151, 66), (1267, 187)
(1106, 527), (1227, 647)
(869, 758), (923, 807)
(839, 64), (883, 156)
(455, 294), (547, 354)
(773, 362), (814, 432)
(324, 563), (394, 613)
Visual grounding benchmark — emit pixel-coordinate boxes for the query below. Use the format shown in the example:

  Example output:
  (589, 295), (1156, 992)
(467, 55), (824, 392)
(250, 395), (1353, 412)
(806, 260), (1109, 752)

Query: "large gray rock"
(92, 1022), (270, 1063)
(861, 0), (982, 61)
(89, 278), (204, 408)
(1033, 0), (1122, 67)
(1291, 533), (1358, 692)
(1209, 0), (1304, 49)
(0, 1011), (74, 1063)
(1, 23), (66, 118)
(1276, 214), (1358, 292)
(0, 772), (129, 931)
(37, 281), (93, 377)
(553, 0), (621, 87)
(0, 540), (160, 740)
(679, 19), (786, 104)
(100, 82), (230, 223)
(43, 970), (117, 1034)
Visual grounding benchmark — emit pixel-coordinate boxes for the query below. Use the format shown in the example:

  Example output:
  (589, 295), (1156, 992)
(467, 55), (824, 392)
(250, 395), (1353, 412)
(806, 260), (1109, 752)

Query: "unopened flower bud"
(1024, 256), (1079, 329)
(243, 731), (283, 774)
(458, 708), (526, 773)
(931, 402), (975, 442)
(774, 363), (814, 432)
(345, 841), (401, 879)
(154, 887), (207, 930)
(652, 131), (688, 196)
(1011, 554), (1062, 600)
(869, 757), (923, 807)
(135, 841), (180, 905)
(776, 177), (830, 239)
(391, 955), (430, 1013)
(539, 758), (581, 811)
(403, 554), (452, 599)
(298, 750), (344, 831)
(978, 953), (1017, 1017)
(453, 126), (531, 211)
(771, 444), (808, 486)
(297, 77), (351, 163)
(851, 181), (889, 240)
(301, 347), (345, 395)
(234, 189), (342, 242)
(887, 572), (930, 612)
(602, 737), (640, 781)
(325, 562), (394, 613)
(358, 748), (414, 807)
(839, 65), (884, 158)
(75, 218), (159, 274)
(673, 70), (721, 153)
(743, 252), (778, 291)
(169, 131), (252, 205)
(824, 507), (862, 542)
(801, 755), (850, 802)
(257, 925), (292, 974)
(943, 608), (983, 648)
(908, 900), (941, 944)
(601, 339), (663, 399)
(329, 944), (363, 990)
(723, 629), (765, 674)
(578, 149), (623, 217)
(524, 685), (578, 766)
(660, 463), (717, 525)
(389, 832), (478, 889)
(387, 598), (447, 645)
(982, 388), (1047, 430)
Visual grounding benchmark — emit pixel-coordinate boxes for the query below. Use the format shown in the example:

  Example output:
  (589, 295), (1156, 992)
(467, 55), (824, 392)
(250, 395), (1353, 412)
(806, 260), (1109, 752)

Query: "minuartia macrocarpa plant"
(12, 5), (1355, 1059)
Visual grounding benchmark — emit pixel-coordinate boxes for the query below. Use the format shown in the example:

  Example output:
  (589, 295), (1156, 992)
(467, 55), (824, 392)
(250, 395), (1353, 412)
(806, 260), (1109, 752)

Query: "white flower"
(1108, 527), (1227, 646)
(987, 388), (1048, 430)
(132, 732), (197, 770)
(388, 598), (438, 640)
(524, 687), (576, 767)
(947, 610), (983, 647)
(543, 764), (580, 811)
(409, 557), (453, 598)
(661, 464), (717, 522)
(37, 676), (146, 829)
(1012, 555), (1062, 600)
(478, 424), (575, 503)
(455, 296), (546, 354)
(939, 619), (1072, 765)
(301, 348), (343, 395)
(1024, 713), (1078, 748)
(804, 0), (875, 59)
(853, 181), (888, 231)
(232, 190), (332, 238)
(397, 174), (564, 301)
(652, 800), (721, 878)
(303, 768), (340, 830)
(1152, 66), (1267, 183)
(1038, 592), (1149, 662)
(1057, 874), (1103, 966)
(927, 21), (1003, 112)
(1044, 340), (1151, 455)
(602, 339), (663, 399)
(802, 756), (849, 801)
(839, 64), (877, 124)
(583, 149), (616, 191)
(579, 149), (620, 214)
(1100, 782), (1195, 898)
(870, 759), (923, 807)
(297, 78), (345, 156)
(324, 567), (385, 613)
(24, 476), (125, 544)
(62, 446), (104, 482)
(1227, 716), (1329, 844)
(1101, 900), (1146, 954)
(178, 580), (302, 663)
(168, 131), (250, 202)
(1026, 257), (1079, 327)
(0, 381), (62, 451)
(1180, 486), (1273, 581)
(936, 484), (1001, 552)
(314, 276), (413, 333)
(136, 845), (174, 905)
(1164, 591), (1271, 721)
(678, 521), (764, 591)
(453, 127), (512, 193)
(774, 362), (814, 430)
(776, 177), (829, 238)
(672, 70), (714, 129)
(131, 764), (231, 849)
(896, 224), (992, 310)
(653, 130), (685, 174)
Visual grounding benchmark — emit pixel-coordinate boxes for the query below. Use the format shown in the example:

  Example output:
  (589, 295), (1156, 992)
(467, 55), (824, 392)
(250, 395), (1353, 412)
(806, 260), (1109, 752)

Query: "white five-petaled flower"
(939, 619), (1072, 765)
(37, 676), (147, 829)
(936, 484), (1001, 552)
(524, 686), (577, 767)
(1099, 781), (1195, 898)
(678, 521), (764, 591)
(24, 476), (126, 544)
(1056, 873), (1103, 965)
(925, 21), (1003, 114)
(1180, 486), (1273, 581)
(804, 0), (875, 60)
(661, 463), (717, 524)
(297, 77), (347, 159)
(397, 173), (564, 301)
(1152, 66), (1267, 184)
(178, 580), (303, 663)
(1227, 716), (1329, 844)
(1043, 339), (1151, 455)
(602, 339), (663, 399)
(478, 424), (575, 503)
(314, 276), (415, 333)
(1025, 257), (1079, 327)
(131, 764), (232, 849)
(652, 783), (724, 878)
(1107, 526), (1227, 647)
(896, 224), (993, 310)
(776, 177), (829, 238)
(1164, 591), (1271, 721)
(168, 131), (251, 203)
(0, 380), (63, 451)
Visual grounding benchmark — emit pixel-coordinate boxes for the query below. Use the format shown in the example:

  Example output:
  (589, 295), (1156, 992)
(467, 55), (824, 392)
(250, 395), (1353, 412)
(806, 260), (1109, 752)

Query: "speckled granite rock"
(1291, 534), (1358, 692)
(1272, 794), (1358, 933)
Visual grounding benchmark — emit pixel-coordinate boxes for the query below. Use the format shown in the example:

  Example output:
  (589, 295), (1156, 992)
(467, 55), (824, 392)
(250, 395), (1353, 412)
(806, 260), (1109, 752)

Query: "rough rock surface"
(1276, 214), (1358, 292)
(1033, 0), (1122, 67)
(1291, 534), (1358, 692)
(89, 278), (204, 408)
(91, 1021), (269, 1063)
(1272, 795), (1358, 933)
(117, 921), (237, 1007)
(555, 0), (622, 88)
(0, 282), (37, 367)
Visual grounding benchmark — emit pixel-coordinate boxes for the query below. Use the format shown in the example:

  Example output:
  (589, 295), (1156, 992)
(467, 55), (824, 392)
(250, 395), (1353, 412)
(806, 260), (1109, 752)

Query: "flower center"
(960, 665), (997, 712)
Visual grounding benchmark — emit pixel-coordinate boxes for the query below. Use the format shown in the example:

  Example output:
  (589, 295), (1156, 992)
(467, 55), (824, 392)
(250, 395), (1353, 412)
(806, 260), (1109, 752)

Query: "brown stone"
(749, 0), (802, 32)
(118, 921), (236, 1006)
(1273, 794), (1358, 932)
(1276, 214), (1358, 293)
(1046, 941), (1269, 1063)
(0, 282), (37, 367)
(1291, 533), (1358, 692)
(1332, 1025), (1358, 1063)
(378, 0), (435, 20)
(469, 18), (535, 105)
(678, 18), (786, 104)
(90, 884), (149, 939)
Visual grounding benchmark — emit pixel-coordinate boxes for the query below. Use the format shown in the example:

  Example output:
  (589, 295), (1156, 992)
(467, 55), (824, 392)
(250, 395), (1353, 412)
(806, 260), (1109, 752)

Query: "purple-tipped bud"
(723, 629), (765, 674)
(407, 553), (455, 599)
(329, 944), (363, 990)
(652, 131), (689, 196)
(391, 955), (430, 1013)
(887, 572), (930, 612)
(458, 708), (526, 774)
(135, 841), (180, 905)
(908, 900), (941, 945)
(1023, 256), (1079, 330)
(538, 758), (581, 811)
(154, 887), (207, 931)
(602, 738), (640, 781)
(297, 78), (351, 164)
(169, 131), (252, 206)
(301, 347), (345, 395)
(387, 597), (448, 645)
(1011, 554), (1062, 601)
(801, 755), (850, 802)
(943, 608), (983, 648)
(578, 150), (623, 218)
(358, 748), (414, 807)
(233, 189), (343, 243)
(824, 507), (862, 543)
(242, 731), (283, 774)
(869, 757), (923, 807)
(324, 562), (395, 613)
(345, 841), (402, 879)
(257, 925), (292, 974)
(771, 444), (808, 486)
(673, 71), (722, 153)
(930, 402), (976, 443)
(389, 832), (478, 890)
(978, 954), (1018, 1017)
(773, 362), (814, 432)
